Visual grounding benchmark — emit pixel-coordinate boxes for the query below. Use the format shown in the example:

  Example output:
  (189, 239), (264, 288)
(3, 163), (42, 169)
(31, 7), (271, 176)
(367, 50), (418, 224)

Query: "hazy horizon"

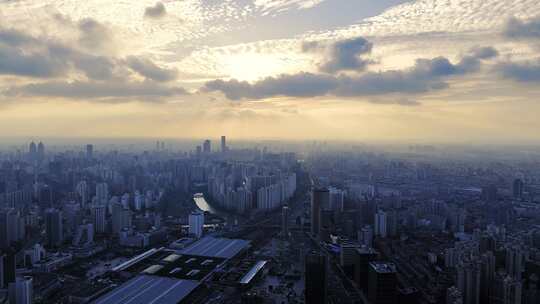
(1, 0), (540, 142)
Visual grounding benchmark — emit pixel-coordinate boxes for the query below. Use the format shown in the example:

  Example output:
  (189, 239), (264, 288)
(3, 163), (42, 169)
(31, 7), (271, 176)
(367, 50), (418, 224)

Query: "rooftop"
(179, 236), (250, 259)
(239, 260), (268, 285)
(92, 275), (199, 304)
(370, 261), (397, 274)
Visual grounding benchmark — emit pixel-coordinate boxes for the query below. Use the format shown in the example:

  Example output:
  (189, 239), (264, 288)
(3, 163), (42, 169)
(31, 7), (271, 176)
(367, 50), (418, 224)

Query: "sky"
(0, 0), (540, 143)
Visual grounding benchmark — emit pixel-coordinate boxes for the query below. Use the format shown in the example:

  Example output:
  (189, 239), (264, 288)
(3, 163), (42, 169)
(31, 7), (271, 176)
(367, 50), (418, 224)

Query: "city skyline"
(0, 0), (539, 143)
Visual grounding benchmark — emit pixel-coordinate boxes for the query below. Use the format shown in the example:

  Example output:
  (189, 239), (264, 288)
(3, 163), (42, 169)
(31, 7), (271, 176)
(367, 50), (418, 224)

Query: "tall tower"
(311, 188), (329, 236)
(305, 251), (327, 304)
(506, 245), (524, 280)
(188, 211), (204, 238)
(281, 205), (289, 238)
(457, 262), (481, 304)
(368, 262), (397, 304)
(37, 142), (45, 163)
(95, 183), (109, 206)
(374, 210), (387, 238)
(8, 276), (32, 304)
(203, 140), (211, 153)
(45, 209), (63, 248)
(221, 136), (227, 152)
(512, 179), (524, 199)
(0, 209), (18, 249)
(86, 144), (94, 159)
(28, 142), (37, 162)
(92, 205), (106, 234)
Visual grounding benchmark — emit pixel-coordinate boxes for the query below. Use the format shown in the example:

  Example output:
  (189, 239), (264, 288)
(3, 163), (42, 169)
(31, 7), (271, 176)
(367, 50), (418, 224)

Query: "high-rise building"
(86, 144), (94, 159)
(45, 209), (63, 248)
(8, 276), (33, 304)
(340, 242), (360, 278)
(0, 208), (18, 249)
(457, 262), (481, 304)
(368, 262), (397, 304)
(281, 205), (289, 238)
(447, 286), (463, 304)
(329, 187), (345, 211)
(506, 245), (524, 280)
(311, 188), (329, 236)
(203, 140), (211, 153)
(374, 210), (387, 238)
(512, 178), (524, 199)
(96, 183), (109, 206)
(358, 225), (374, 247)
(28, 142), (37, 162)
(305, 251), (327, 304)
(112, 203), (131, 234)
(355, 247), (379, 291)
(188, 211), (204, 238)
(491, 272), (522, 304)
(221, 136), (227, 153)
(37, 142), (45, 163)
(92, 205), (106, 234)
(73, 223), (94, 246)
(2, 251), (16, 289)
(0, 254), (3, 289)
(480, 251), (496, 303)
(76, 181), (89, 208)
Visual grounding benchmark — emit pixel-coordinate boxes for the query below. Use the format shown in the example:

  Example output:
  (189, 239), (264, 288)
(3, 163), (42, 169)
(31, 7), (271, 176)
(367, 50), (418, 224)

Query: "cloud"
(319, 37), (373, 73)
(0, 23), (189, 101)
(77, 18), (114, 52)
(8, 80), (187, 100)
(503, 17), (540, 39)
(204, 47), (498, 100)
(205, 73), (339, 100)
(254, 0), (326, 15)
(126, 56), (177, 82)
(0, 29), (69, 78)
(495, 61), (540, 82)
(144, 2), (167, 19)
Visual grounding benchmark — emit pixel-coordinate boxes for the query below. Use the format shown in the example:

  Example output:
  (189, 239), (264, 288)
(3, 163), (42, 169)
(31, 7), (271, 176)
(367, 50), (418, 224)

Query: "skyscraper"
(281, 205), (289, 238)
(368, 262), (397, 304)
(512, 178), (524, 199)
(203, 140), (211, 153)
(188, 211), (204, 238)
(86, 144), (94, 159)
(92, 205), (106, 234)
(76, 180), (89, 208)
(37, 142), (45, 163)
(506, 245), (524, 280)
(221, 136), (227, 153)
(0, 208), (18, 249)
(480, 251), (496, 304)
(491, 272), (522, 304)
(446, 286), (463, 304)
(28, 142), (37, 162)
(358, 225), (374, 247)
(329, 187), (345, 211)
(96, 183), (109, 206)
(305, 251), (327, 304)
(311, 188), (329, 236)
(355, 247), (379, 291)
(8, 276), (33, 304)
(112, 202), (131, 234)
(374, 210), (387, 238)
(457, 262), (481, 304)
(45, 209), (63, 248)
(0, 254), (3, 289)
(2, 251), (16, 289)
